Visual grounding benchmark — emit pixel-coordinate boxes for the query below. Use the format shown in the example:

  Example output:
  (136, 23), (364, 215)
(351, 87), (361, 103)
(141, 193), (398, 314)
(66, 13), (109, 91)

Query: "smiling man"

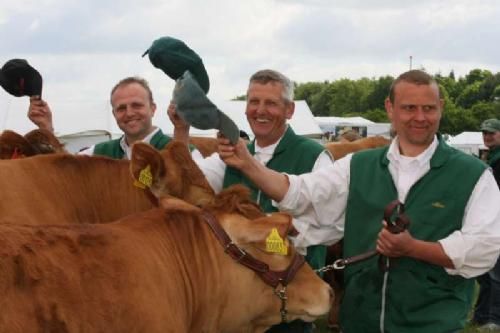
(217, 70), (500, 333)
(29, 76), (192, 159)
(83, 76), (172, 158)
(178, 69), (334, 333)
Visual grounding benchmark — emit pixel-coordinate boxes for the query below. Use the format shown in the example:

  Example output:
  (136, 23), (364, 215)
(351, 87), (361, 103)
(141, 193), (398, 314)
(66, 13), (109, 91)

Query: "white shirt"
(280, 135), (500, 278)
(78, 127), (204, 160)
(196, 135), (334, 194)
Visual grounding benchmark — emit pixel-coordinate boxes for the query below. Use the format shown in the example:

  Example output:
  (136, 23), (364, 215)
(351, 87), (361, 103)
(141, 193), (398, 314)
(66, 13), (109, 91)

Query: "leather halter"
(201, 210), (306, 323)
(201, 210), (305, 288)
(142, 187), (159, 207)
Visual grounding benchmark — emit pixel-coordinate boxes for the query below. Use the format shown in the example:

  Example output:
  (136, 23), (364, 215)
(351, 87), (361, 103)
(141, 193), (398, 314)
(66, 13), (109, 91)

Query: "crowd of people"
(15, 67), (500, 332)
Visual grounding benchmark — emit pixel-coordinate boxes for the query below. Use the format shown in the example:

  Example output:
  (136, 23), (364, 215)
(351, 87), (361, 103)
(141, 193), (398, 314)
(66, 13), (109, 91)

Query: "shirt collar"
(387, 134), (438, 168)
(254, 125), (288, 155)
(119, 127), (159, 156)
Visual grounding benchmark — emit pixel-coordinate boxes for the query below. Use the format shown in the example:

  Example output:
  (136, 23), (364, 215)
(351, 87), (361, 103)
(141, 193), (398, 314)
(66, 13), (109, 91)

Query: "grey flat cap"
(173, 71), (239, 144)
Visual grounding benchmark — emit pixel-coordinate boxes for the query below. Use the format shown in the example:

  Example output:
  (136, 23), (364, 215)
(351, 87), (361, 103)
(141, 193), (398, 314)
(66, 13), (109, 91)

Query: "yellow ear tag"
(266, 228), (288, 255)
(133, 165), (153, 189)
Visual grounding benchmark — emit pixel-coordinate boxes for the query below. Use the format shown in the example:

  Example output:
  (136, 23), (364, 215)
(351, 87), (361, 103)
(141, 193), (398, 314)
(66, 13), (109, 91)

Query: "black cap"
(0, 59), (43, 97)
(142, 36), (210, 93)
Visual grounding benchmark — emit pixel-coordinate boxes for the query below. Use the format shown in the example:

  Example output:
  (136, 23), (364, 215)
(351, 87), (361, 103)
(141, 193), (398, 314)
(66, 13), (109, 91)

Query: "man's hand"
(217, 135), (254, 171)
(167, 102), (189, 143)
(376, 221), (414, 258)
(28, 96), (54, 133)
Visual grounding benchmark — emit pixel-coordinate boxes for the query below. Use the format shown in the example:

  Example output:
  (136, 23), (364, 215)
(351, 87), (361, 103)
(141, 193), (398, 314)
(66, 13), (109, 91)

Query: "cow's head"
(130, 141), (215, 207)
(203, 186), (332, 330)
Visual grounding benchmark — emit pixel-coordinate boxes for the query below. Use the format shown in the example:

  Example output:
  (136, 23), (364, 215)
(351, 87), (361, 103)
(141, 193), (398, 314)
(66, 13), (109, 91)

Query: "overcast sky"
(1, 0), (499, 135)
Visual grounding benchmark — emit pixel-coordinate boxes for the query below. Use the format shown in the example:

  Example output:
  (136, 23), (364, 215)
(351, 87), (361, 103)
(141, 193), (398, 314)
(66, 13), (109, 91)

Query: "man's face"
(245, 82), (294, 147)
(482, 131), (500, 149)
(385, 81), (443, 156)
(111, 83), (156, 143)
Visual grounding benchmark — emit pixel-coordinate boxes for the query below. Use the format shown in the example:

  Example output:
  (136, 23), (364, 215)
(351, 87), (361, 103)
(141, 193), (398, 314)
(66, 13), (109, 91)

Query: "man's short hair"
(110, 76), (154, 106)
(248, 69), (294, 102)
(388, 70), (440, 103)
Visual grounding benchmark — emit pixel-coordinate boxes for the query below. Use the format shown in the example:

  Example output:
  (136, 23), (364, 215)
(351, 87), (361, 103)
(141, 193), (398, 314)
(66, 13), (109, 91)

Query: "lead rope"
(315, 200), (409, 274)
(273, 284), (288, 323)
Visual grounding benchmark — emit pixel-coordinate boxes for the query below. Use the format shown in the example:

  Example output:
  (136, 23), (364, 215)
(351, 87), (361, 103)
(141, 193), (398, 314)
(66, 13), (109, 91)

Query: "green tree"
(456, 81), (482, 109)
(294, 82), (324, 106)
(364, 76), (393, 111)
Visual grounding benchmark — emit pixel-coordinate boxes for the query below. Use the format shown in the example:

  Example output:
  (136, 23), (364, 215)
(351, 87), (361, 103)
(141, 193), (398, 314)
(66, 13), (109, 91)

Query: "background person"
(472, 118), (500, 331)
(217, 70), (500, 333)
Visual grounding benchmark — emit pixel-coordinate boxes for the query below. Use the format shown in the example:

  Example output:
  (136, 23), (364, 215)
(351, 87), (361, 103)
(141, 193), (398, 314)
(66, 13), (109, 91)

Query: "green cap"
(142, 36), (210, 93)
(480, 118), (500, 132)
(173, 71), (239, 144)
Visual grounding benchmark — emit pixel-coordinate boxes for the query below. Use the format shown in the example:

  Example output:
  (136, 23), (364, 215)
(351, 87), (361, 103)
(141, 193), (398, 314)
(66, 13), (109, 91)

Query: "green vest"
(223, 127), (328, 270)
(487, 146), (500, 167)
(93, 130), (172, 159)
(340, 137), (487, 333)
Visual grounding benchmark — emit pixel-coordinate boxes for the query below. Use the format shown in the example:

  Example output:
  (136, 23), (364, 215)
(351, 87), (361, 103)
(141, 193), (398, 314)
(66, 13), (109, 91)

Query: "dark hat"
(142, 36), (210, 93)
(0, 59), (43, 97)
(173, 71), (239, 144)
(480, 118), (500, 133)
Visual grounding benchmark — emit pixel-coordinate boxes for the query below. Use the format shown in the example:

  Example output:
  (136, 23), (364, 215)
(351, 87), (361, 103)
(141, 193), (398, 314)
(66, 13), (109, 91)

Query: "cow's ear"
(130, 143), (166, 189)
(24, 129), (66, 154)
(0, 130), (36, 159)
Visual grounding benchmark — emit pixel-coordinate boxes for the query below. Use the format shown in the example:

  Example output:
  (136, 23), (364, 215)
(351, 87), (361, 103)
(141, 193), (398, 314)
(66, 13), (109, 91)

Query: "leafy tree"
(363, 108), (389, 122)
(364, 76), (393, 111)
(294, 82), (324, 106)
(456, 81), (482, 109)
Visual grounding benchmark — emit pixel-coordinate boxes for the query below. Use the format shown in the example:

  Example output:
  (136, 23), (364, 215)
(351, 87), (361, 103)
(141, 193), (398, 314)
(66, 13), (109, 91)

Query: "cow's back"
(0, 154), (153, 225)
(0, 209), (233, 332)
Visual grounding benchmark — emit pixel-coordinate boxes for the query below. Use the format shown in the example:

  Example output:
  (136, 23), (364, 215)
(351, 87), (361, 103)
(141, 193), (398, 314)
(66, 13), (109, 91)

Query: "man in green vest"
(217, 70), (500, 333)
(472, 118), (500, 331)
(171, 69), (333, 333)
(28, 76), (196, 159)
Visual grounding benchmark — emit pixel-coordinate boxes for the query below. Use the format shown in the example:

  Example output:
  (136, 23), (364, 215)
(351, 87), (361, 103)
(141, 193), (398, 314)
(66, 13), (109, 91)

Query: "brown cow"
(0, 141), (214, 225)
(189, 136), (219, 157)
(325, 135), (391, 160)
(0, 129), (66, 159)
(0, 186), (332, 333)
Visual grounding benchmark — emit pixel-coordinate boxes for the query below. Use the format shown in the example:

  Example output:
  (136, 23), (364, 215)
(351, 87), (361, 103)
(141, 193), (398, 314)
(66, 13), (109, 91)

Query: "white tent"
(58, 130), (112, 153)
(315, 116), (391, 138)
(447, 131), (486, 156)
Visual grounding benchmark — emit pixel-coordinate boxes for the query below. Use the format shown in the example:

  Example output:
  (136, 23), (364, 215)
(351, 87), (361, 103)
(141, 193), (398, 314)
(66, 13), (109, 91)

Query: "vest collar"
(119, 127), (162, 158)
(487, 146), (500, 165)
(382, 133), (450, 169)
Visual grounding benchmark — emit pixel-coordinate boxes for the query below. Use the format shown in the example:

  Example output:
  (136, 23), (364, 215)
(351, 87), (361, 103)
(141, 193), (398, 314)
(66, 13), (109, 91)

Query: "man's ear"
(150, 102), (157, 116)
(285, 101), (295, 120)
(130, 142), (165, 189)
(385, 97), (393, 121)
